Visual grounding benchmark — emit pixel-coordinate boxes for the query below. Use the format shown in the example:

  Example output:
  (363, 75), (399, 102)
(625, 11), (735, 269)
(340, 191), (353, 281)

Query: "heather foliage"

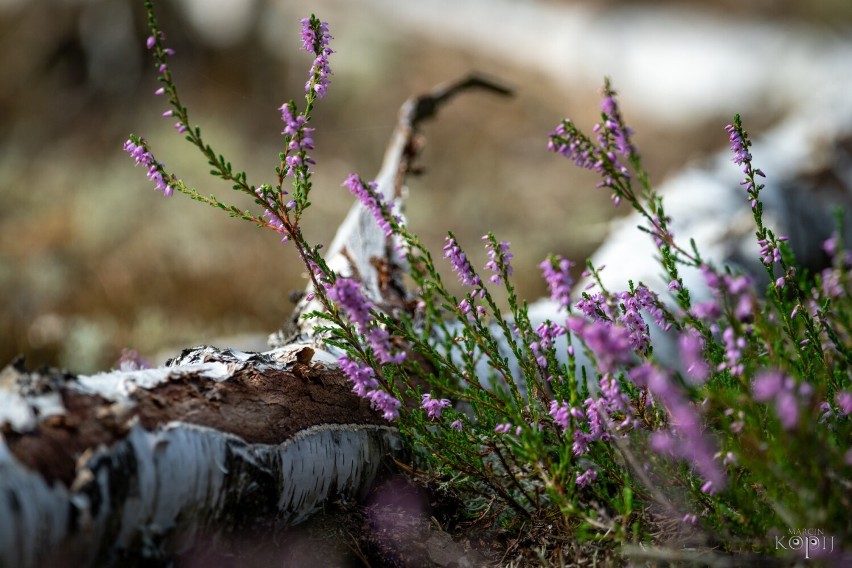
(128, 1), (850, 562)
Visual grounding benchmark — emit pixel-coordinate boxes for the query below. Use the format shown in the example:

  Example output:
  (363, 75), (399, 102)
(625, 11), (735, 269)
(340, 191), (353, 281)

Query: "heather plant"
(126, 1), (850, 563)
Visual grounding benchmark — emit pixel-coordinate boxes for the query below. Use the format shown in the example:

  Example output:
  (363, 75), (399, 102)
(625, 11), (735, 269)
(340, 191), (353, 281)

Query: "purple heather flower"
(124, 139), (172, 196)
(616, 285), (667, 351)
(548, 120), (603, 172)
(483, 236), (512, 284)
(549, 400), (571, 432)
(342, 174), (395, 238)
(300, 16), (333, 98)
(678, 330), (709, 384)
(692, 300), (721, 321)
(575, 291), (615, 321)
(567, 377), (632, 458)
(451, 419), (463, 431)
(683, 514), (697, 525)
(821, 267), (844, 299)
(717, 326), (746, 376)
(566, 317), (633, 373)
(328, 278), (405, 364)
(823, 235), (837, 256)
(299, 17), (318, 52)
(540, 255), (574, 308)
(576, 468), (598, 487)
(700, 264), (722, 292)
(494, 423), (512, 434)
(368, 389), (401, 421)
(338, 355), (379, 397)
(443, 237), (481, 288)
(367, 327), (406, 365)
(752, 371), (811, 431)
(583, 398), (606, 442)
(572, 431), (590, 456)
(598, 87), (635, 159)
(549, 84), (634, 200)
(154, 87), (165, 96)
(458, 298), (473, 318)
(531, 321), (565, 368)
(723, 274), (751, 296)
(758, 238), (782, 267)
(421, 393), (451, 420)
(725, 123), (752, 170)
(338, 355), (400, 420)
(633, 363), (725, 490)
(146, 35), (156, 49)
(328, 277), (372, 330)
(598, 375), (631, 419)
(280, 103), (316, 178)
(255, 188), (293, 243)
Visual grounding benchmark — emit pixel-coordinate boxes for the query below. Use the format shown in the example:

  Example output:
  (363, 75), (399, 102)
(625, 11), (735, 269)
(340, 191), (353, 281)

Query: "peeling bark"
(0, 347), (400, 566)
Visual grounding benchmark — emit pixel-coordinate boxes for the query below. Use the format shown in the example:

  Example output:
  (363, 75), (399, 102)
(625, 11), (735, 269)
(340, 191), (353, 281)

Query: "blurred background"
(1, 0), (850, 373)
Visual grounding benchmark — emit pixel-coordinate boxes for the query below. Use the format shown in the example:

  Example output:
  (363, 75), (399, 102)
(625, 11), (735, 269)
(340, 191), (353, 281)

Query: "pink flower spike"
(146, 36), (156, 49)
(158, 64), (167, 73)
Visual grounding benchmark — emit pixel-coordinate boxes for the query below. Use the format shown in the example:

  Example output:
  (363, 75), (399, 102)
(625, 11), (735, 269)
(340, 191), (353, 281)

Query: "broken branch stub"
(274, 73), (513, 344)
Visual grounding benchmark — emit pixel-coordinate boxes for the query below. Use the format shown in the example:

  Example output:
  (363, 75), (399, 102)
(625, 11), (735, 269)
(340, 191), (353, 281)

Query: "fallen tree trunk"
(0, 346), (399, 566)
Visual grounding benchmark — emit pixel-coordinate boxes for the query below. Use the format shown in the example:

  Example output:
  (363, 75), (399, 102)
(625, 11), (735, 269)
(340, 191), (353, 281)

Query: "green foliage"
(130, 2), (850, 562)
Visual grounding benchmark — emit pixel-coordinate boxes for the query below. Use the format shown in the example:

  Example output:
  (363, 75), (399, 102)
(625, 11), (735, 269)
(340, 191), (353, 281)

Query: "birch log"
(0, 75), (511, 567)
